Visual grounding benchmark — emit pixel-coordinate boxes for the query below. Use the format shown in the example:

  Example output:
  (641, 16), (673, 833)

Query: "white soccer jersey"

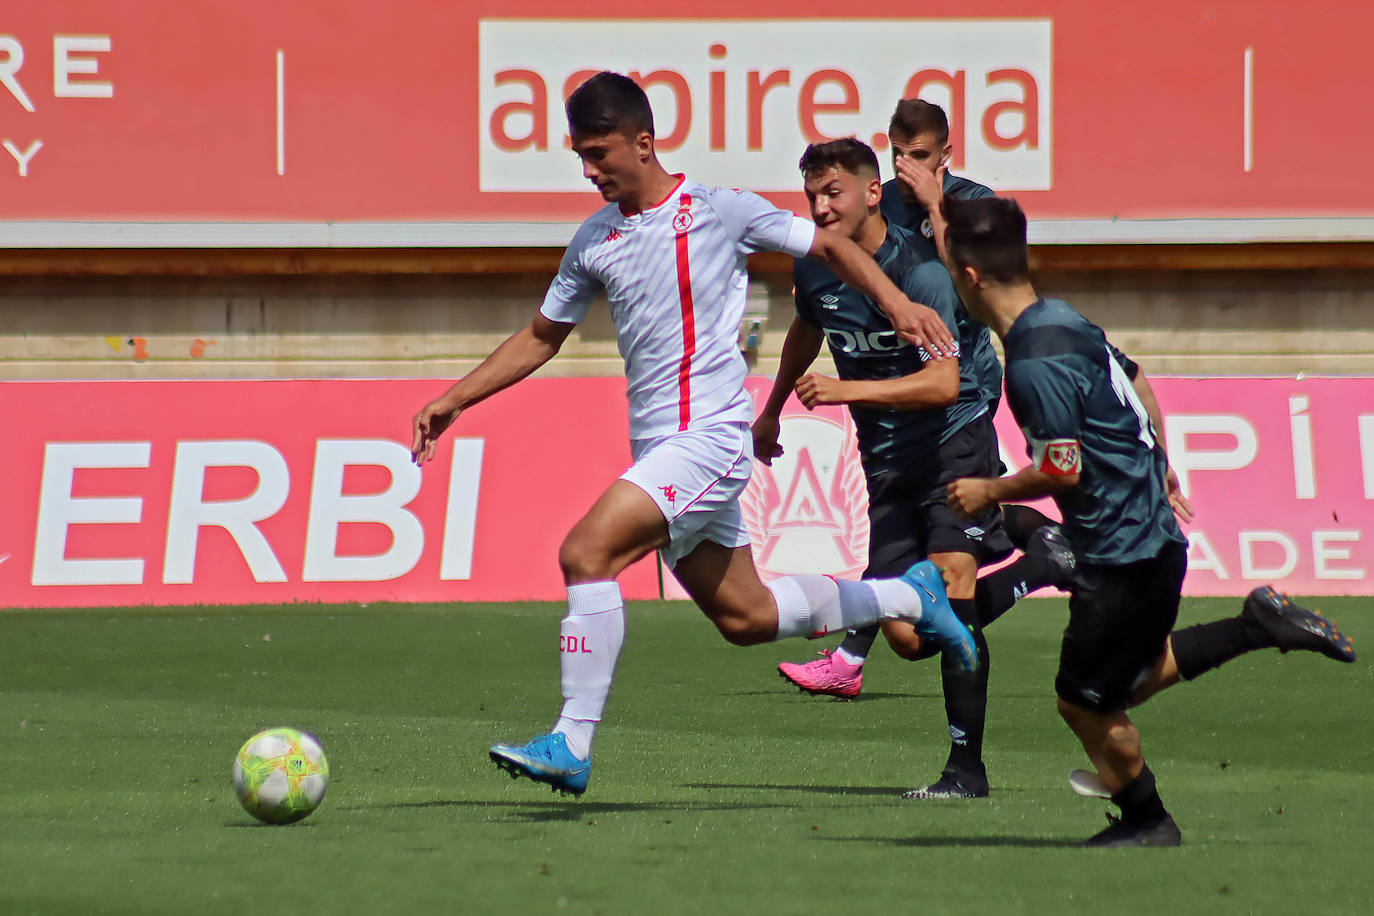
(541, 176), (816, 440)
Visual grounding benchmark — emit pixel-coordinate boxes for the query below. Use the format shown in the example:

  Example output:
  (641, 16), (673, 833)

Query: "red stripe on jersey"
(673, 192), (696, 431)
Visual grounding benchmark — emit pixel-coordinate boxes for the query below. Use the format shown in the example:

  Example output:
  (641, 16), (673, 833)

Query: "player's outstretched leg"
(1241, 586), (1356, 662)
(489, 733), (592, 797)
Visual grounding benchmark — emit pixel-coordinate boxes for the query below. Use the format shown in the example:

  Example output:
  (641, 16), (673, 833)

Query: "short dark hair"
(797, 137), (880, 180)
(566, 71), (655, 138)
(889, 99), (949, 145)
(942, 196), (1030, 284)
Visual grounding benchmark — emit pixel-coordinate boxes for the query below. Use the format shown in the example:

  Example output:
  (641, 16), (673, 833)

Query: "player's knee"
(1102, 722), (1140, 761)
(558, 535), (610, 583)
(711, 611), (770, 646)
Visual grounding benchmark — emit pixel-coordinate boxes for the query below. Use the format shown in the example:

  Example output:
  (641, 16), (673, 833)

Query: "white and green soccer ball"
(232, 727), (329, 825)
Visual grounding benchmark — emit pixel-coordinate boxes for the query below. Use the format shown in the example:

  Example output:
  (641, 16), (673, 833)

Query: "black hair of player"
(565, 71), (655, 139)
(942, 196), (1031, 285)
(797, 137), (880, 180)
(889, 99), (949, 145)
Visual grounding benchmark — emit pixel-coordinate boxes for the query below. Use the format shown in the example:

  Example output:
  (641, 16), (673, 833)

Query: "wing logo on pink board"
(739, 413), (870, 582)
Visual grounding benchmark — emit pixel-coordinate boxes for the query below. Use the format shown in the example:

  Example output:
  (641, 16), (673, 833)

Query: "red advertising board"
(2, 2), (1373, 241)
(1, 376), (1370, 609)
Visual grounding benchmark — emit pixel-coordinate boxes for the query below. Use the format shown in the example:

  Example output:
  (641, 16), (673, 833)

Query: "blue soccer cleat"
(900, 560), (979, 673)
(490, 732), (591, 797)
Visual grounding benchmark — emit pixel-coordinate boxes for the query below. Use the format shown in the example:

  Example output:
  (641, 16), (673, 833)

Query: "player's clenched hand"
(411, 400), (460, 465)
(946, 476), (996, 518)
(1165, 467), (1194, 523)
(886, 300), (955, 357)
(895, 158), (946, 213)
(795, 373), (846, 408)
(752, 414), (784, 466)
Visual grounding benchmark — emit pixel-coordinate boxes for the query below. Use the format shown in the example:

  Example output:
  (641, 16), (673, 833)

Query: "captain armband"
(1028, 436), (1082, 477)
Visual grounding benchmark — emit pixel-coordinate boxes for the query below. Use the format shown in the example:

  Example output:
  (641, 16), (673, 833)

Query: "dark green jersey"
(1002, 297), (1185, 564)
(879, 174), (1002, 410)
(793, 220), (988, 475)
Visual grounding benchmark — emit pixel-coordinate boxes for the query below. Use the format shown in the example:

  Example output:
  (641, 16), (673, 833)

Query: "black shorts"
(863, 412), (1014, 578)
(1055, 539), (1188, 713)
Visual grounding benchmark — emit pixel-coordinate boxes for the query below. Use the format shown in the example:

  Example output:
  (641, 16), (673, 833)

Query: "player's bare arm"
(411, 314), (575, 465)
(753, 317), (824, 466)
(805, 229), (955, 357)
(795, 353), (958, 411)
(947, 465), (1077, 518)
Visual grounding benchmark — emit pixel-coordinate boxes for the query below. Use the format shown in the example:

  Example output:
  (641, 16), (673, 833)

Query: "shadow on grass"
(684, 783), (909, 796)
(821, 835), (1082, 849)
(347, 798), (851, 822)
(724, 689), (938, 703)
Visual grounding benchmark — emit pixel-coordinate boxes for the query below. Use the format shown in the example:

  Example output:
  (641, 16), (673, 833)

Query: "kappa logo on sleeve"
(1031, 437), (1082, 476)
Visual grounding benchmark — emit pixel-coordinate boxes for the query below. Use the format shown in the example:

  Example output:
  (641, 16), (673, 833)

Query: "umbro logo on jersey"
(659, 484), (677, 506)
(604, 228), (622, 243)
(819, 294), (841, 310)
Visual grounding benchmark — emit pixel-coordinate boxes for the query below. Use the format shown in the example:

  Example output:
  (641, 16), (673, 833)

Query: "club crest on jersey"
(920, 217), (934, 238)
(673, 195), (694, 233)
(1032, 437), (1082, 476)
(740, 412), (870, 582)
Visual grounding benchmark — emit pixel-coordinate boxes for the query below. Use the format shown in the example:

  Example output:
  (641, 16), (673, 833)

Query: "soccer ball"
(232, 727), (330, 825)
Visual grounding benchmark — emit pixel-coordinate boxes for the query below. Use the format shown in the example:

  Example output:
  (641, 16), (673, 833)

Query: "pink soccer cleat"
(777, 649), (863, 699)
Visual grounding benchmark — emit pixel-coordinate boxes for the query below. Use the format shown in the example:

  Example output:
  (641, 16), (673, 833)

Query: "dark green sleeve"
(1006, 358), (1086, 442)
(900, 261), (962, 360)
(1107, 341), (1140, 381)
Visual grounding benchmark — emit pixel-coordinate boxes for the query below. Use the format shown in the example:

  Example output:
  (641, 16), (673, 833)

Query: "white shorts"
(620, 421), (754, 568)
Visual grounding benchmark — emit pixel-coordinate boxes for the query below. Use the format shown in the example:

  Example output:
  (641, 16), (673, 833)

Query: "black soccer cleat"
(1242, 586), (1356, 663)
(901, 770), (990, 800)
(1082, 812), (1182, 848)
(1027, 524), (1077, 588)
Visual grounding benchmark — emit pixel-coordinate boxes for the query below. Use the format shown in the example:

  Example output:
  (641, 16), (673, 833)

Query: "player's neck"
(855, 213), (887, 256)
(979, 282), (1040, 338)
(619, 165), (682, 215)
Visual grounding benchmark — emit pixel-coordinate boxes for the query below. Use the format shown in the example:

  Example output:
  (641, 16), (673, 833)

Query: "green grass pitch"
(1, 596), (1369, 915)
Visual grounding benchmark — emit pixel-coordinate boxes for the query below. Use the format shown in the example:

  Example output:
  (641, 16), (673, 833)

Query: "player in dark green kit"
(756, 139), (1073, 799)
(941, 195), (1357, 847)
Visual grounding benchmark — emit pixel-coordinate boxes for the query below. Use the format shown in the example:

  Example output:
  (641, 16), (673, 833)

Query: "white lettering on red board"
(31, 438), (484, 586)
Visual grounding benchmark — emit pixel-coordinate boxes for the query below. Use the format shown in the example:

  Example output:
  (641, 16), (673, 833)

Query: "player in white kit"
(410, 72), (978, 796)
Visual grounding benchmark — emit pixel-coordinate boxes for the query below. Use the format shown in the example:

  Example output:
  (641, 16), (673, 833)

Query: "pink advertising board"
(0, 376), (1369, 609)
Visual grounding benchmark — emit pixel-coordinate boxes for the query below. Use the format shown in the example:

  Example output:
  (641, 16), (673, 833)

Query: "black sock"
(1170, 615), (1272, 681)
(941, 598), (989, 785)
(974, 556), (1056, 627)
(1002, 504), (1057, 550)
(1111, 764), (1168, 826)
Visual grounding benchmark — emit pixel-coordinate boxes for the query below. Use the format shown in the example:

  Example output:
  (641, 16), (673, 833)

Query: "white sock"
(769, 574), (915, 640)
(864, 577), (924, 621)
(835, 643), (869, 667)
(550, 581), (624, 760)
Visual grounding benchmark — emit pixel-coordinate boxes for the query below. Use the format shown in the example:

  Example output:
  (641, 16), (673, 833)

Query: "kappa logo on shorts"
(740, 413), (869, 581)
(658, 484), (677, 506)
